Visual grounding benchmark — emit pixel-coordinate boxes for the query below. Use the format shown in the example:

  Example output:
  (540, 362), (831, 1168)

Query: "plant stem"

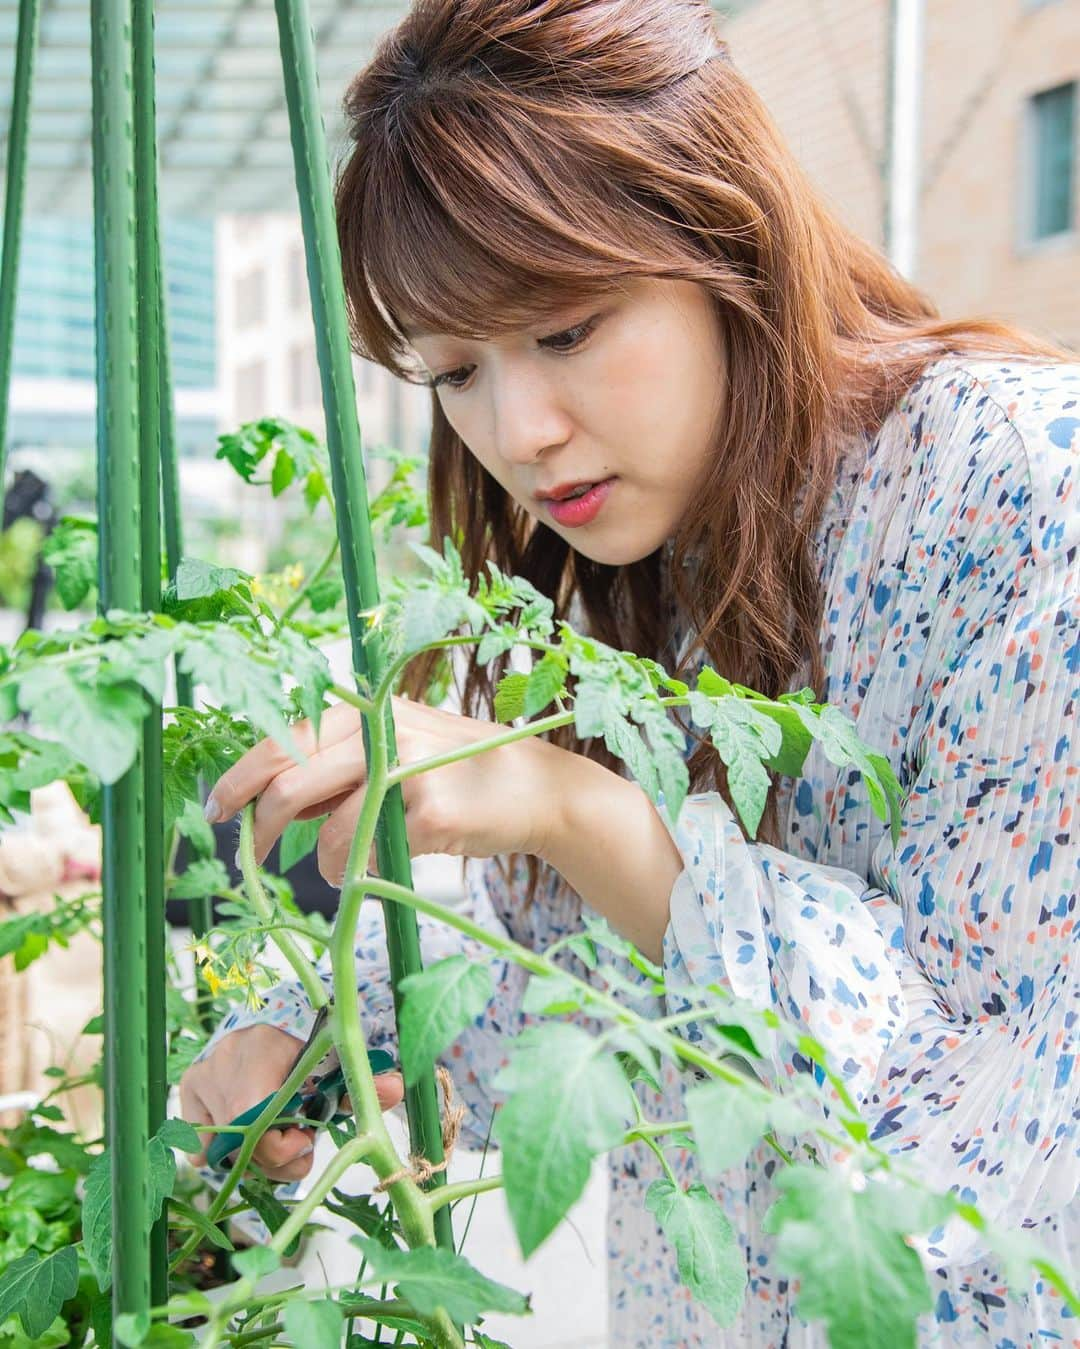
(238, 803), (327, 1011)
(427, 1173), (504, 1215)
(385, 707), (576, 789)
(624, 1119), (692, 1141)
(638, 1130), (680, 1187)
(268, 1132), (374, 1255)
(277, 530), (340, 629)
(324, 696), (464, 1349)
(168, 1024), (332, 1272)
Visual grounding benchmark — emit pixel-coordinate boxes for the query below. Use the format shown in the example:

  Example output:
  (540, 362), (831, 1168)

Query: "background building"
(7, 215), (218, 454)
(216, 212), (430, 458)
(725, 0), (1079, 349)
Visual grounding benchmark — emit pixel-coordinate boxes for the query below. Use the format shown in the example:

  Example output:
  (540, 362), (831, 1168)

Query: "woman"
(180, 1), (1079, 1343)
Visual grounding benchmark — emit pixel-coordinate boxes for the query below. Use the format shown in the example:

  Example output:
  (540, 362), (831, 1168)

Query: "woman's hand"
(204, 697), (566, 887)
(180, 1024), (406, 1181)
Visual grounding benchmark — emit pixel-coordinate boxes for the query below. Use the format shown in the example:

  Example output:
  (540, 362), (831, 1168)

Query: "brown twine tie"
(374, 1065), (465, 1192)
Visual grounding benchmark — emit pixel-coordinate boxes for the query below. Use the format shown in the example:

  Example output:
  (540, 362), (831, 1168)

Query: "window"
(289, 342), (322, 409)
(234, 268), (266, 328)
(355, 356), (376, 396)
(1029, 82), (1076, 242)
(288, 243), (307, 311)
(234, 358), (267, 422)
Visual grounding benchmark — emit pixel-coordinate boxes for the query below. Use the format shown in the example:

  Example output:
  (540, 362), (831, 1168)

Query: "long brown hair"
(335, 0), (1065, 901)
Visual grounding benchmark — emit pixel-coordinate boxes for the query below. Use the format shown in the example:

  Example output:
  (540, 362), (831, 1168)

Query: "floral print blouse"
(206, 357), (1079, 1347)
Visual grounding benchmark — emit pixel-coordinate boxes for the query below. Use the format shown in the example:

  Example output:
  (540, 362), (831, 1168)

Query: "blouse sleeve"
(659, 496), (1078, 1267)
(199, 854), (598, 1152)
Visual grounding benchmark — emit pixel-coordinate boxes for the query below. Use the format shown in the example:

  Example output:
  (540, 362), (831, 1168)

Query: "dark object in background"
(3, 469), (58, 636)
(167, 818), (339, 925)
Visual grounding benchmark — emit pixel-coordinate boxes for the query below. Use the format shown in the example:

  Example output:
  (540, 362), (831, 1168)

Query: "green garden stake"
(132, 0), (170, 1304)
(92, 0), (152, 1331)
(273, 0), (455, 1252)
(0, 0), (40, 491)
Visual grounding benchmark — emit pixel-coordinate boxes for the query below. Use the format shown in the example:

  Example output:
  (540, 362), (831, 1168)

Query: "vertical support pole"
(92, 0), (151, 1328)
(0, 0), (41, 491)
(132, 0), (169, 1305)
(885, 0), (925, 278)
(272, 0), (454, 1251)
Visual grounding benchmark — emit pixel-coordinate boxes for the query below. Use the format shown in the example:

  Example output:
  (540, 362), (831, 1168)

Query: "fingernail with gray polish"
(203, 795), (222, 824)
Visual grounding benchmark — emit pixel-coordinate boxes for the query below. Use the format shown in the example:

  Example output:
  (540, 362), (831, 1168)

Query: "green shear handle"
(207, 1046), (398, 1172)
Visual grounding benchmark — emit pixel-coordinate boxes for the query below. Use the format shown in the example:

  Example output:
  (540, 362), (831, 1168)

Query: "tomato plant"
(0, 0), (1076, 1346)
(1, 419), (1077, 1347)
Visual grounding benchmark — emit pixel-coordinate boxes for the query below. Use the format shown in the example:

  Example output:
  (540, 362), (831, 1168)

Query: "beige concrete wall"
(722, 0), (1080, 349)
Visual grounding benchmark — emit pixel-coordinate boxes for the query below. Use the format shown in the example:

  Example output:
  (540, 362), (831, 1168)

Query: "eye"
(537, 317), (598, 354)
(424, 316), (599, 392)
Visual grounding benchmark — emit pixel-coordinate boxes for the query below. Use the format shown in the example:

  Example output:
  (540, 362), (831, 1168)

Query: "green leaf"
(163, 558), (252, 622)
(397, 957), (494, 1088)
(139, 1326), (197, 1347)
(324, 1189), (401, 1246)
(18, 667), (147, 784)
(493, 672), (528, 722)
(177, 627), (300, 759)
(168, 1198), (234, 1253)
(174, 796), (216, 859)
(749, 703), (814, 778)
(82, 1125), (183, 1294)
(114, 1310), (151, 1346)
(174, 557), (247, 602)
(521, 969), (589, 1016)
(13, 929), (47, 970)
(693, 696), (773, 837)
(685, 1080), (774, 1175)
(523, 652), (567, 718)
(0, 1247), (79, 1339)
(307, 576), (344, 613)
(0, 912), (48, 961)
(147, 1136), (177, 1221)
(271, 449), (296, 496)
(168, 857), (230, 901)
(492, 1023), (635, 1256)
(572, 676), (624, 739)
(764, 1168), (948, 1349)
(82, 1151), (112, 1290)
(351, 1236), (529, 1323)
(279, 814), (326, 873)
(156, 1118), (202, 1154)
(237, 1179), (301, 1258)
(282, 1299), (342, 1348)
(41, 516), (98, 610)
(644, 1180), (746, 1327)
(231, 1245), (282, 1281)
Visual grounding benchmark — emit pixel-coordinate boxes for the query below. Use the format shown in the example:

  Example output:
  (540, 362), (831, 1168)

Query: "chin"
(563, 535), (664, 568)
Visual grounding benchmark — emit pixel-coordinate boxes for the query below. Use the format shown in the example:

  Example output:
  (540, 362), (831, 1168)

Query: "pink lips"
(543, 478), (615, 527)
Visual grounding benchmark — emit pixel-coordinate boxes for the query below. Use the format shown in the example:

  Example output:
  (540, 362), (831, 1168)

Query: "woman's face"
(405, 277), (726, 566)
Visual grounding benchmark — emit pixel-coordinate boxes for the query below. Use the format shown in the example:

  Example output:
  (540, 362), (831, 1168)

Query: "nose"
(489, 366), (574, 468)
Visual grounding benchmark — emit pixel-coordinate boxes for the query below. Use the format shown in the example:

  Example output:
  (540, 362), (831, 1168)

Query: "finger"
(251, 732), (368, 863)
(340, 1071), (406, 1116)
(295, 791), (353, 821)
(181, 1093), (215, 1168)
(252, 1124), (317, 1180)
(208, 701), (360, 821)
(316, 787), (366, 887)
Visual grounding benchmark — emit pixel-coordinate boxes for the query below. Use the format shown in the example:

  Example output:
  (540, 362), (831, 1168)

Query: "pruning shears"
(206, 1003), (398, 1172)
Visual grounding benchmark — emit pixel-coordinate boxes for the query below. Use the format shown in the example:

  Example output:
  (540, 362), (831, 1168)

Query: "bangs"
(336, 88), (665, 378)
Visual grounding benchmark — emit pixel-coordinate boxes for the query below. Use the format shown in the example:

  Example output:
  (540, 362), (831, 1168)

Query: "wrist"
(538, 748), (684, 964)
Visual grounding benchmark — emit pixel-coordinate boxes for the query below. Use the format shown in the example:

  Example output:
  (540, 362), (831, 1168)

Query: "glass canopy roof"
(0, 0), (411, 215)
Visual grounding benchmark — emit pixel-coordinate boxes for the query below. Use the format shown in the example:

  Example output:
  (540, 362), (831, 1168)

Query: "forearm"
(539, 749), (684, 964)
